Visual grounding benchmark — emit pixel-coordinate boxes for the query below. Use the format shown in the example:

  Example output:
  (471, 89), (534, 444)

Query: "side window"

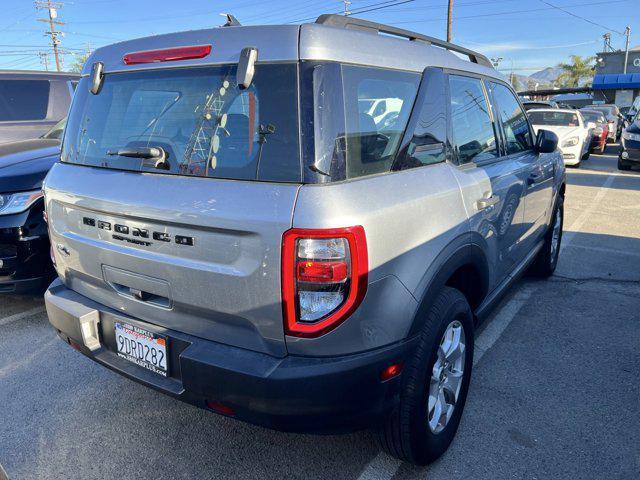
(489, 82), (533, 155)
(343, 65), (421, 178)
(395, 69), (447, 170)
(448, 75), (498, 164)
(0, 80), (50, 121)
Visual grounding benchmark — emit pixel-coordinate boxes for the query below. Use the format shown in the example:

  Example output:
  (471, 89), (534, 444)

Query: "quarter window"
(448, 75), (498, 164)
(490, 82), (533, 155)
(0, 80), (50, 121)
(395, 69), (447, 170)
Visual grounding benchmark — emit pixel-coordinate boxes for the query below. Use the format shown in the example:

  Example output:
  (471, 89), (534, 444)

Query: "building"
(593, 46), (640, 106)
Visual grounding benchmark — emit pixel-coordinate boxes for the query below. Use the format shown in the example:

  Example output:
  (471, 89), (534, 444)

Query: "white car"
(528, 108), (591, 166)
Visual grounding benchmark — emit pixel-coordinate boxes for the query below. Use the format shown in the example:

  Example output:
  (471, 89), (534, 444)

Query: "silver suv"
(43, 15), (565, 465)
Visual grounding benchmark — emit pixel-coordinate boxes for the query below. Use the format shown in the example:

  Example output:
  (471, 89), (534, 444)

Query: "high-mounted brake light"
(282, 226), (368, 338)
(123, 45), (212, 65)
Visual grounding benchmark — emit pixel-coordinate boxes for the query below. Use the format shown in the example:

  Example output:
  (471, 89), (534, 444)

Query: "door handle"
(528, 173), (543, 186)
(476, 195), (499, 210)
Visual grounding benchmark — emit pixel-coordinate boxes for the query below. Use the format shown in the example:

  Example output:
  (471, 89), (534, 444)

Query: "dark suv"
(0, 120), (64, 292)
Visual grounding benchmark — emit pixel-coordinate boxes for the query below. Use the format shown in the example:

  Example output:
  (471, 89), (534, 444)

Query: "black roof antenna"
(221, 13), (241, 27)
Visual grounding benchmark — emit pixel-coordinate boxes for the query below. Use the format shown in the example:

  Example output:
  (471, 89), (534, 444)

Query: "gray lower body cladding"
(45, 278), (416, 433)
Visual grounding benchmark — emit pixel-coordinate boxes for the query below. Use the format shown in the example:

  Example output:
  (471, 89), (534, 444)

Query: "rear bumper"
(0, 206), (53, 293)
(45, 279), (416, 434)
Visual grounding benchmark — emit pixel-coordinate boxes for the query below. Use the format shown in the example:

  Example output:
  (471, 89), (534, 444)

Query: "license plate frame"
(114, 322), (169, 377)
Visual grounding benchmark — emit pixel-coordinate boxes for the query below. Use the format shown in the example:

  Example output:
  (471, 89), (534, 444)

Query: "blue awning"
(592, 73), (640, 90)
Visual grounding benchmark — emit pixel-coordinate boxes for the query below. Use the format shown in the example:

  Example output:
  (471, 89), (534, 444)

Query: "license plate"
(115, 322), (168, 376)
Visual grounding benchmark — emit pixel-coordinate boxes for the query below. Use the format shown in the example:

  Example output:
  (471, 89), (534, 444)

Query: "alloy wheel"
(427, 320), (466, 434)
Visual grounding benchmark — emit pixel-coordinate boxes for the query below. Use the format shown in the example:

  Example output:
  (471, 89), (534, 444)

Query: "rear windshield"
(62, 65), (301, 182)
(0, 79), (50, 121)
(528, 111), (579, 127)
(580, 111), (605, 123)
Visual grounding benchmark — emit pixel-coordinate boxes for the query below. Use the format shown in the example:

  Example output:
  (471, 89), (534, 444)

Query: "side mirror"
(237, 47), (258, 89)
(587, 122), (596, 130)
(535, 129), (558, 154)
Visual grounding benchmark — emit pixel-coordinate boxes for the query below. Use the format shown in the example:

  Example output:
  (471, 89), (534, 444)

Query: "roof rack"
(315, 14), (494, 69)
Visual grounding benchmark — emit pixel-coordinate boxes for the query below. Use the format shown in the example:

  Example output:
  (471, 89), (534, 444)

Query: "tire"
(618, 157), (631, 171)
(528, 196), (563, 277)
(377, 287), (474, 465)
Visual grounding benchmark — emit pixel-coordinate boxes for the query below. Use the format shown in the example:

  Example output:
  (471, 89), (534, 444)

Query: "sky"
(0, 0), (638, 76)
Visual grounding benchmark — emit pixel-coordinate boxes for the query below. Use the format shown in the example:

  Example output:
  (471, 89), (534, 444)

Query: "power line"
(290, 0), (416, 23)
(391, 0), (630, 25)
(537, 0), (624, 35)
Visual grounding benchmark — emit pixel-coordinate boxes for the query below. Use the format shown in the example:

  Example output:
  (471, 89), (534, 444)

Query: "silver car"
(43, 15), (565, 465)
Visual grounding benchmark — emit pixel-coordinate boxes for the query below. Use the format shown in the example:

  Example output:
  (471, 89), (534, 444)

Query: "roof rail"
(315, 14), (494, 69)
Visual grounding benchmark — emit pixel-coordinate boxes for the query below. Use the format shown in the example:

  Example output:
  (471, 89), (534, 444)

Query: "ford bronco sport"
(43, 15), (565, 465)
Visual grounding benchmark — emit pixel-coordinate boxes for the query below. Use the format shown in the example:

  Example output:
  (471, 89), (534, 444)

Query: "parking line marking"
(473, 285), (536, 366)
(0, 306), (46, 327)
(564, 243), (640, 258)
(562, 173), (615, 250)
(357, 173), (619, 479)
(356, 284), (536, 480)
(356, 452), (403, 480)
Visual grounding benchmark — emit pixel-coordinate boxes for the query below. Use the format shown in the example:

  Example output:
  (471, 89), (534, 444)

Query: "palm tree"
(555, 55), (595, 88)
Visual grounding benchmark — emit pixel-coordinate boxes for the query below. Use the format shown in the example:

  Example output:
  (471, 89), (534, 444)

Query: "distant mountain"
(530, 67), (563, 84)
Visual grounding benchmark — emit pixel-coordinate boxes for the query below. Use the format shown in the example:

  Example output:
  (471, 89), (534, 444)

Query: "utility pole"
(623, 26), (631, 74)
(34, 1), (65, 72)
(446, 0), (454, 42)
(602, 33), (612, 53)
(343, 0), (351, 16)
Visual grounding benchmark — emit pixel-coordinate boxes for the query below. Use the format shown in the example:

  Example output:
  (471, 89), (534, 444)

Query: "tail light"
(282, 226), (368, 338)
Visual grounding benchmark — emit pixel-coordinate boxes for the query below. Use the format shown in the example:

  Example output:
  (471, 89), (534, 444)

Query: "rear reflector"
(206, 400), (236, 416)
(123, 45), (212, 65)
(380, 363), (403, 382)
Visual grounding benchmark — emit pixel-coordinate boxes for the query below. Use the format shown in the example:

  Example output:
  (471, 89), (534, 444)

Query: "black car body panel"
(621, 121), (640, 163)
(0, 139), (59, 293)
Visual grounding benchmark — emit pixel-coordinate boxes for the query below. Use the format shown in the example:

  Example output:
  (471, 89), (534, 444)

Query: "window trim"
(487, 80), (536, 159)
(391, 66), (451, 172)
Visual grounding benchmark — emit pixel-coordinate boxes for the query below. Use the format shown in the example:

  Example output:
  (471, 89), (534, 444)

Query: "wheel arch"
(408, 240), (490, 336)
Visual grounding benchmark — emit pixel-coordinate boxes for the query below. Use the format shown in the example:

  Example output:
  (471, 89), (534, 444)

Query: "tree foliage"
(555, 55), (595, 88)
(69, 51), (91, 73)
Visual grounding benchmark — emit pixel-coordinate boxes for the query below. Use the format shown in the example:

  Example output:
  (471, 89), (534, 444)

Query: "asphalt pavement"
(1, 145), (638, 480)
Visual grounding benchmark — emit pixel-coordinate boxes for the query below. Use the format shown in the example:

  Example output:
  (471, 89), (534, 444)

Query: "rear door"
(447, 74), (527, 287)
(45, 63), (302, 358)
(487, 82), (553, 250)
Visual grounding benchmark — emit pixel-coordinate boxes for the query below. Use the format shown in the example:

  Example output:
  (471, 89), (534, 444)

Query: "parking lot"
(0, 145), (638, 480)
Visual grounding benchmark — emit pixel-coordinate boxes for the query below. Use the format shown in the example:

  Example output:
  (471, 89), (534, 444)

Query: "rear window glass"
(0, 79), (50, 121)
(62, 65), (301, 182)
(528, 111), (579, 126)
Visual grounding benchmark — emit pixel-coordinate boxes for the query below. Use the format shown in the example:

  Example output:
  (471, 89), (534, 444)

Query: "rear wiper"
(106, 147), (169, 170)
